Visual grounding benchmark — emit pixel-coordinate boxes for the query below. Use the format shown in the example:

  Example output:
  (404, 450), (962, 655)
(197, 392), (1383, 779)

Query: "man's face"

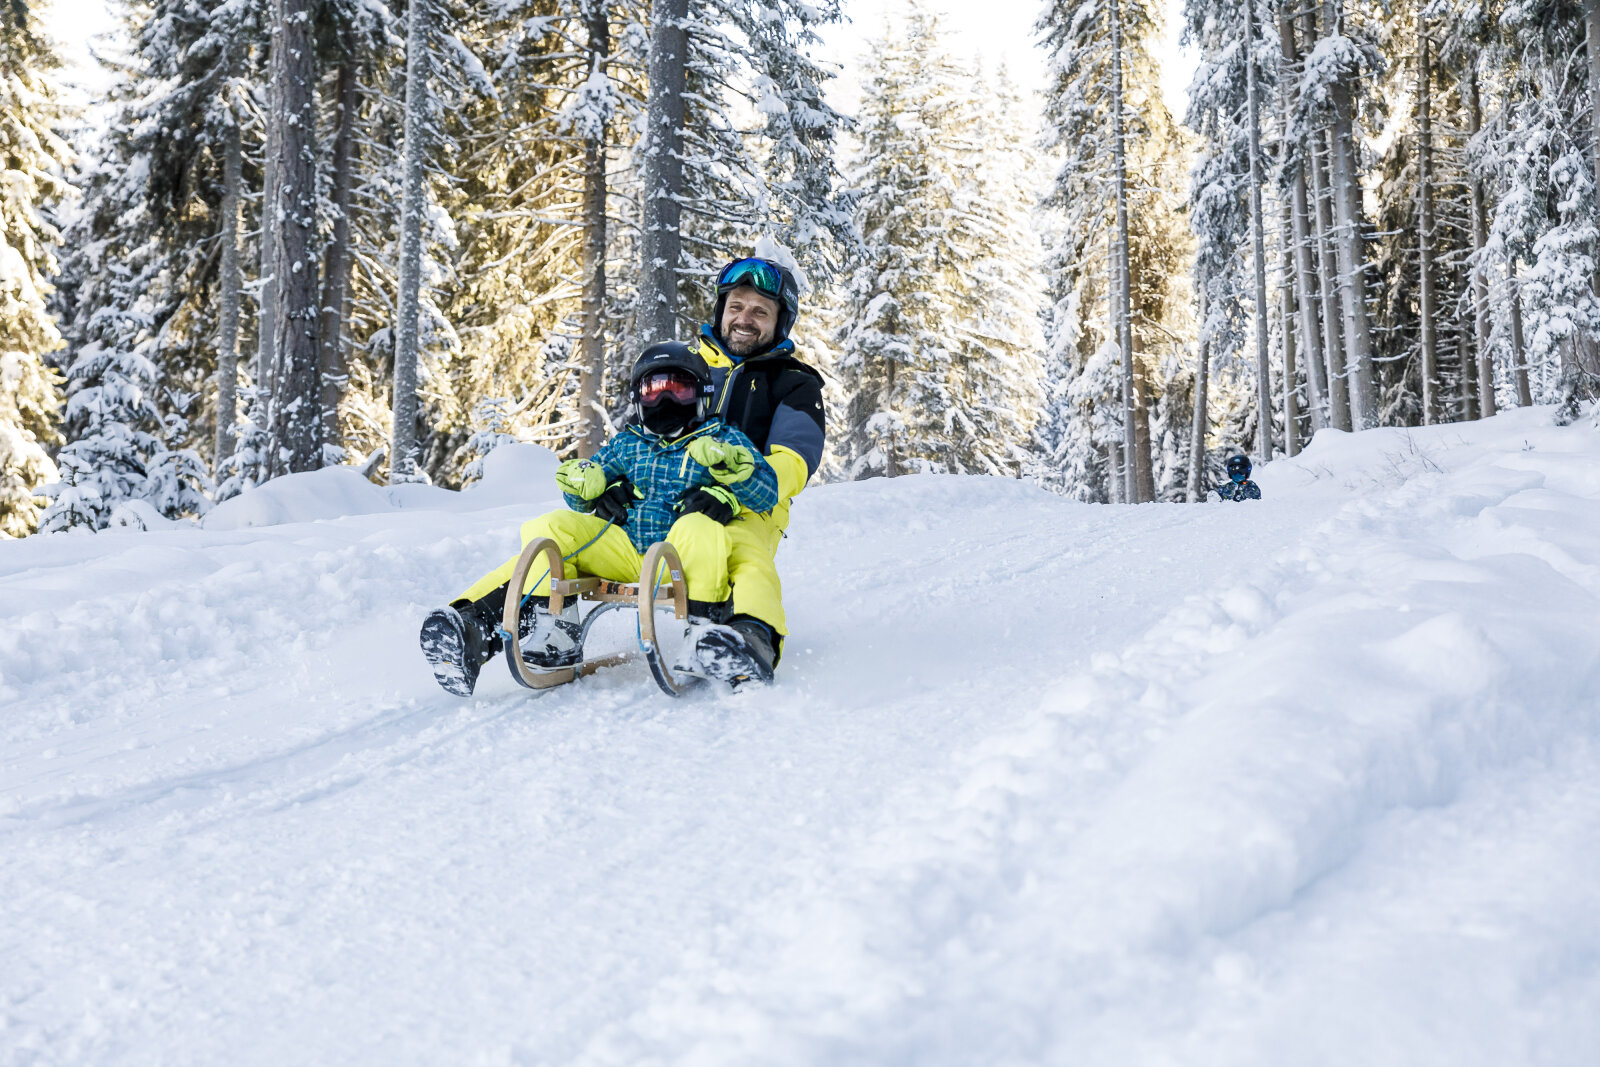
(720, 286), (779, 355)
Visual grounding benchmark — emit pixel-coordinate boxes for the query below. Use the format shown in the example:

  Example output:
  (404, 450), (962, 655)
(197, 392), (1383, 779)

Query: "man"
(1214, 454), (1263, 501)
(685, 256), (827, 681)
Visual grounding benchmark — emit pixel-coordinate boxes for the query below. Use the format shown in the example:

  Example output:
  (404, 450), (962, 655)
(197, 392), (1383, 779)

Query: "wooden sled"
(500, 536), (701, 698)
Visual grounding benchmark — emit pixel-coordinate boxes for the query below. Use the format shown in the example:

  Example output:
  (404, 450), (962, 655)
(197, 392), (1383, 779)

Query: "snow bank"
(201, 444), (560, 531)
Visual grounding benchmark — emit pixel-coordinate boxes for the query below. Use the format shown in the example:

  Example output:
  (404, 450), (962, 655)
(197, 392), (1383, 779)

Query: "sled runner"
(500, 536), (701, 698)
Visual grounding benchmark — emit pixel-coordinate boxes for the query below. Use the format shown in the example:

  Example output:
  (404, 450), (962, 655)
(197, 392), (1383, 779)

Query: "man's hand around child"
(687, 438), (756, 484)
(556, 459), (608, 500)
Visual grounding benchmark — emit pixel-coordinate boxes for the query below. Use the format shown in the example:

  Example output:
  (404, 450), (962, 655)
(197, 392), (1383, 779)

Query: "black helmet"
(712, 257), (801, 349)
(628, 342), (716, 436)
(1226, 455), (1252, 479)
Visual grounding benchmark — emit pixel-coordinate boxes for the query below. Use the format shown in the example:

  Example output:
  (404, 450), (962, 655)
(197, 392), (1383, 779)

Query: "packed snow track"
(4, 408), (1599, 1065)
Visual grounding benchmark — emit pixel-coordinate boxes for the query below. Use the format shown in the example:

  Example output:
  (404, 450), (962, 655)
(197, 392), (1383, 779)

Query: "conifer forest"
(3, 0), (1599, 536)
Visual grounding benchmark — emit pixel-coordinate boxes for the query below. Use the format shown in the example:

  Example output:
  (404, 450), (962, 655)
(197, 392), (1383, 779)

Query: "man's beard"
(723, 327), (770, 356)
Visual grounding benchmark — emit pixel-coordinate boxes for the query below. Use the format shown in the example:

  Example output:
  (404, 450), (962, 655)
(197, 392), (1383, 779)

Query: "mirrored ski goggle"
(716, 258), (784, 299)
(638, 371), (700, 406)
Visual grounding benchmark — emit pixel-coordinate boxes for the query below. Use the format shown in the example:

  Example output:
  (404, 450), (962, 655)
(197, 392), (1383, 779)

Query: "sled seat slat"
(551, 576), (679, 603)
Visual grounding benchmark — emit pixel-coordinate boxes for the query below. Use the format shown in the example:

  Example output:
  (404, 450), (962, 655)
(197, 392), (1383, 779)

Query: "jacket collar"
(624, 420), (721, 450)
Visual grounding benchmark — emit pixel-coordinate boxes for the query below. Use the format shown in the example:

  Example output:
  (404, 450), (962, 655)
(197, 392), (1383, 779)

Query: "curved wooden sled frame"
(501, 536), (697, 697)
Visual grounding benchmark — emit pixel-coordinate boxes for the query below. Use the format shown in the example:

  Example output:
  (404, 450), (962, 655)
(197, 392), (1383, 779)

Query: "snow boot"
(691, 615), (777, 686)
(519, 596), (584, 671)
(420, 601), (500, 697)
(671, 600), (735, 675)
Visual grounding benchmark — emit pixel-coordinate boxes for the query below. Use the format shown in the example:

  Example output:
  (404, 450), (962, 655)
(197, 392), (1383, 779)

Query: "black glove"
(676, 486), (740, 524)
(593, 477), (642, 525)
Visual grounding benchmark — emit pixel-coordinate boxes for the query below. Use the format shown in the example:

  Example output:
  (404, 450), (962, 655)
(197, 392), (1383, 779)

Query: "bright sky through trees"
(44, 0), (1197, 116)
(815, 0), (1195, 118)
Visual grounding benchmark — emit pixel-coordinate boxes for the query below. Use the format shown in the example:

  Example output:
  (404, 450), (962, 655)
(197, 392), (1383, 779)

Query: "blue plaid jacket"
(562, 421), (780, 550)
(1214, 479), (1262, 501)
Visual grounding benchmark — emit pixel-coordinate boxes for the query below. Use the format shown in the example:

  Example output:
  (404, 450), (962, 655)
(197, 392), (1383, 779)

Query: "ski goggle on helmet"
(627, 342), (716, 430)
(716, 258), (785, 300)
(637, 370), (700, 407)
(1226, 455), (1252, 479)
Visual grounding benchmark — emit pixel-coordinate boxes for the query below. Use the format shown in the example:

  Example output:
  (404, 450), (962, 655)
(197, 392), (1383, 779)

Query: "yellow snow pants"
(458, 498), (792, 638)
(723, 507), (788, 636)
(457, 510), (735, 605)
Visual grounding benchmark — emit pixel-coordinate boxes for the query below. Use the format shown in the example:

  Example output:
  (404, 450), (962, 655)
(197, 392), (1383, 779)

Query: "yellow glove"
(555, 458), (607, 500)
(687, 437), (756, 484)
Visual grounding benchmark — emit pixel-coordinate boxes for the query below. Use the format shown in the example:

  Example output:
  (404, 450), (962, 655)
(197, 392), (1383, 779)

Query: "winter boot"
(420, 600), (501, 697)
(519, 595), (584, 670)
(672, 600), (735, 675)
(692, 615), (777, 686)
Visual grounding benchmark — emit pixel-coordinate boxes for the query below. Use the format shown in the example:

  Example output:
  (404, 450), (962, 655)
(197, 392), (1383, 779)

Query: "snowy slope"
(3, 408), (1599, 1066)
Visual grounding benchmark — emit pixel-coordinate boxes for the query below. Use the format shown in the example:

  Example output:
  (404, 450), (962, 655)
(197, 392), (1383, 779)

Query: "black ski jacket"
(694, 326), (826, 497)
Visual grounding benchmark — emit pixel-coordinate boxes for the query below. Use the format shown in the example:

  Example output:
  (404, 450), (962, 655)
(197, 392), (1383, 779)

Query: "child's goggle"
(638, 371), (700, 405)
(716, 258), (784, 299)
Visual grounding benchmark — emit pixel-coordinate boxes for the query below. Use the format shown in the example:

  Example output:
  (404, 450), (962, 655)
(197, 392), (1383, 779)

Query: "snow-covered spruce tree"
(1190, 0), (1357, 461)
(632, 0), (849, 347)
(41, 306), (212, 532)
(51, 0), (272, 522)
(0, 0), (71, 537)
(835, 6), (1043, 479)
(326, 0), (486, 484)
(1369, 0), (1477, 425)
(834, 9), (964, 478)
(742, 0), (852, 286)
(443, 0), (647, 468)
(1482, 0), (1600, 419)
(1300, 0), (1382, 427)
(1042, 0), (1195, 500)
(957, 64), (1047, 477)
(1272, 2), (1330, 438)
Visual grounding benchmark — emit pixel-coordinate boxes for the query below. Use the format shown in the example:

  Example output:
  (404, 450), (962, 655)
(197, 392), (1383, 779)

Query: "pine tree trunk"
(1245, 0), (1275, 460)
(578, 2), (612, 458)
(1278, 199), (1299, 455)
(1131, 315), (1156, 501)
(216, 116), (242, 463)
(1301, 0), (1351, 434)
(1574, 0), (1600, 417)
(391, 0), (432, 482)
(320, 44), (358, 460)
(1509, 271), (1533, 406)
(1311, 135), (1349, 431)
(1278, 4), (1328, 432)
(256, 19), (281, 396)
(639, 0), (688, 344)
(1110, 0), (1143, 502)
(1189, 303), (1210, 502)
(268, 0), (322, 476)
(884, 360), (899, 479)
(1417, 30), (1440, 423)
(1325, 0), (1378, 428)
(1466, 64), (1497, 418)
(1589, 1), (1600, 209)
(1458, 329), (1478, 420)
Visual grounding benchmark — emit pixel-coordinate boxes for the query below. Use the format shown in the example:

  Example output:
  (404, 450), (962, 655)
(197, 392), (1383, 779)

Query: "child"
(1215, 454), (1263, 501)
(419, 343), (779, 695)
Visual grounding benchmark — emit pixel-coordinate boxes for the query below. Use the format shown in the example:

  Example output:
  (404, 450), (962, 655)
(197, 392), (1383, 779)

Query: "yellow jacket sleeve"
(767, 445), (810, 504)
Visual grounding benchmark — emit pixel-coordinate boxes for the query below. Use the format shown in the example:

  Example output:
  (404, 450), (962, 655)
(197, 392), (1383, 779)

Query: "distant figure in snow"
(1214, 455), (1262, 501)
